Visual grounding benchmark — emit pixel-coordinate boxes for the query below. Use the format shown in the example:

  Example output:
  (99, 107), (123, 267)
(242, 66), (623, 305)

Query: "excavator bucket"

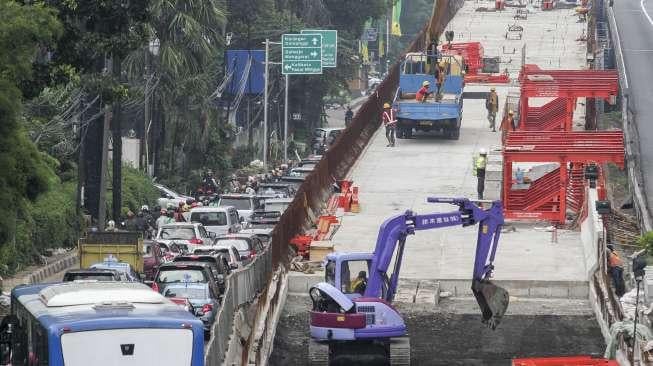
(472, 279), (509, 330)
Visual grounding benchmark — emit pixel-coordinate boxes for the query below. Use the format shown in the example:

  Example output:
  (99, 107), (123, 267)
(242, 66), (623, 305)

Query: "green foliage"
(109, 165), (159, 217)
(0, 0), (62, 249)
(637, 231), (653, 255)
(4, 181), (81, 276)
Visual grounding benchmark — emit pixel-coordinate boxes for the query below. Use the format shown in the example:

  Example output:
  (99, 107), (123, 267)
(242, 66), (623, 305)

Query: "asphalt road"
(613, 0), (653, 213)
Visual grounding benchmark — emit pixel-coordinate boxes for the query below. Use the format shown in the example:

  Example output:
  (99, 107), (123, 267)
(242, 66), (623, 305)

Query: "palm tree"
(124, 0), (227, 176)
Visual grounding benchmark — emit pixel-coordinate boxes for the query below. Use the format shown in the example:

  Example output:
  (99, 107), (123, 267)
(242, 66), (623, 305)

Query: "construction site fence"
(204, 0), (465, 363)
(204, 247), (272, 366)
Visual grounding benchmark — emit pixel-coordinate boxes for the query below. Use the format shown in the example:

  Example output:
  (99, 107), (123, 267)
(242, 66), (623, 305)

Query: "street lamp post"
(144, 38), (160, 176)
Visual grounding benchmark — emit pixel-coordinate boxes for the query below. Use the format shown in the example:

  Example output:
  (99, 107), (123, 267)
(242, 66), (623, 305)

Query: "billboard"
(225, 50), (265, 95)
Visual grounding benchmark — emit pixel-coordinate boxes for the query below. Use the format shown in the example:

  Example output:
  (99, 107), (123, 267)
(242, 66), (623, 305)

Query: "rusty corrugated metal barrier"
(204, 1), (465, 363)
(269, 0), (463, 268)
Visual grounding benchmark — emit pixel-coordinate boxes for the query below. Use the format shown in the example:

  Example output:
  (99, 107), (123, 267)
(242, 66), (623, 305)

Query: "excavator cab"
(472, 278), (510, 330)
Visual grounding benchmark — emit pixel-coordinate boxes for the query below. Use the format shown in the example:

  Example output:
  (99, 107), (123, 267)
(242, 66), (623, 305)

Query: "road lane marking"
(641, 0), (653, 26)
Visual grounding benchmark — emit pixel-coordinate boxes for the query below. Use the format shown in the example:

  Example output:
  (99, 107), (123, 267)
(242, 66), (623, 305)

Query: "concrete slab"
(328, 0), (590, 285)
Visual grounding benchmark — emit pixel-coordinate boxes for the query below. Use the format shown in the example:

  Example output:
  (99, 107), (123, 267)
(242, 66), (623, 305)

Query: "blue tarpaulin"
(225, 50), (265, 95)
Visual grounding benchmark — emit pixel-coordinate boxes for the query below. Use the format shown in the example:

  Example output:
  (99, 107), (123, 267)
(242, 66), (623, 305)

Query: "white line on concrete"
(641, 0), (653, 26)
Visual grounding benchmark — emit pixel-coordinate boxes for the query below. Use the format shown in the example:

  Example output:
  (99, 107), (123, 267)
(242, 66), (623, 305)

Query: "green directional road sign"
(282, 34), (322, 75)
(301, 29), (338, 68)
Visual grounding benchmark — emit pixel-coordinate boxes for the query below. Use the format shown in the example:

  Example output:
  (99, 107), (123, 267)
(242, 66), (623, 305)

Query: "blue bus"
(0, 282), (204, 366)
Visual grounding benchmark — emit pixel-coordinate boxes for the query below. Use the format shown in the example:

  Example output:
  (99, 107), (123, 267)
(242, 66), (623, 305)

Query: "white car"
(217, 194), (261, 223)
(154, 183), (193, 208)
(155, 222), (215, 250)
(188, 206), (242, 235)
(192, 244), (243, 269)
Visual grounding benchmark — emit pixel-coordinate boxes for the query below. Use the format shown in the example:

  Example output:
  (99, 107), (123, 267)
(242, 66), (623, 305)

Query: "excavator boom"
(364, 197), (509, 328)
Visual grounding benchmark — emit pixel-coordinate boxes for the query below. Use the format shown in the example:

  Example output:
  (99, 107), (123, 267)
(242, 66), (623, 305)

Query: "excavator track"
(389, 337), (411, 365)
(308, 339), (330, 366)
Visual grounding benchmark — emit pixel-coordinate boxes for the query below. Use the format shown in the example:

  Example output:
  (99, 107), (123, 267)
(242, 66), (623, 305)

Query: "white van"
(188, 206), (242, 235)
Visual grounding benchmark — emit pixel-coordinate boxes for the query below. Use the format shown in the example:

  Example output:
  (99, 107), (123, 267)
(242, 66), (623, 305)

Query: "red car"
(143, 240), (165, 281)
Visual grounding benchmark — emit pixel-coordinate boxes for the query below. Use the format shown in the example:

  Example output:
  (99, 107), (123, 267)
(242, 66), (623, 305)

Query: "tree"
(0, 0), (62, 250)
(124, 0), (228, 179)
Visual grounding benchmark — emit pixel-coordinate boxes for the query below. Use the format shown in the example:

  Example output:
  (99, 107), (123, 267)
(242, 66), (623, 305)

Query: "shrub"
(637, 231), (653, 255)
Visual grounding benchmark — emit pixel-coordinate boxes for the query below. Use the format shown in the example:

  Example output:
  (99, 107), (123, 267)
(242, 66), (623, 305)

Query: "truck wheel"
(405, 128), (413, 139)
(448, 128), (460, 140)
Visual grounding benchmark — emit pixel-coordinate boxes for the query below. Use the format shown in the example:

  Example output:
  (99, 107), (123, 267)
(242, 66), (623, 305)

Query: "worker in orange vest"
(500, 110), (515, 141)
(607, 244), (625, 297)
(382, 103), (397, 147)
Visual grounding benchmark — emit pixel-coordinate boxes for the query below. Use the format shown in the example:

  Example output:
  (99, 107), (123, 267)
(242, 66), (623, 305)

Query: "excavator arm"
(364, 197), (509, 329)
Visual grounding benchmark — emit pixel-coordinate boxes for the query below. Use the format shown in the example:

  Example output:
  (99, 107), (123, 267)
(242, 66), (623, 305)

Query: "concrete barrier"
(287, 272), (589, 299)
(1, 250), (79, 290)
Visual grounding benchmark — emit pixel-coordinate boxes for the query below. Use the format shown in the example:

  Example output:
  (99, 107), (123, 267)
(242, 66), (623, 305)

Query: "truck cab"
(394, 52), (465, 140)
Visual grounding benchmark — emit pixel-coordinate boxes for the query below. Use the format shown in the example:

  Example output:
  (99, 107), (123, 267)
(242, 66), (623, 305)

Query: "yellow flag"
(391, 0), (402, 36)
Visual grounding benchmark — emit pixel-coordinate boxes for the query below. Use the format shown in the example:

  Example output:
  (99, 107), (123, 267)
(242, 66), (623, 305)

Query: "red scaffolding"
(517, 65), (618, 131)
(440, 42), (510, 83)
(503, 131), (624, 222)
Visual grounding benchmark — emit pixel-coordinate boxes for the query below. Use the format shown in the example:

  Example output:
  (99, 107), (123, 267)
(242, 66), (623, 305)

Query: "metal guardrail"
(204, 248), (273, 366)
(607, 4), (653, 232)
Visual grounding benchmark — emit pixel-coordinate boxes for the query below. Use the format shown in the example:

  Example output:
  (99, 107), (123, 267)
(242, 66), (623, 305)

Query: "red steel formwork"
(503, 131), (624, 222)
(517, 65), (618, 131)
(512, 356), (618, 366)
(440, 42), (510, 83)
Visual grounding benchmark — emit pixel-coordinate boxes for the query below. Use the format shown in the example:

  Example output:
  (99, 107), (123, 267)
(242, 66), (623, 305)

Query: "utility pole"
(386, 14), (391, 74)
(97, 104), (111, 231)
(263, 38), (270, 170)
(143, 54), (150, 173)
(284, 74), (289, 163)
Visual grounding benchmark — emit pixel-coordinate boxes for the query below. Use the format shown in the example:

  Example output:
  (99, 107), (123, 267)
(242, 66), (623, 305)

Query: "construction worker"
(473, 148), (488, 199)
(350, 271), (368, 295)
(416, 80), (432, 102)
(435, 63), (445, 99)
(382, 103), (397, 147)
(486, 87), (499, 131)
(345, 106), (354, 127)
(607, 244), (626, 297)
(500, 110), (516, 141)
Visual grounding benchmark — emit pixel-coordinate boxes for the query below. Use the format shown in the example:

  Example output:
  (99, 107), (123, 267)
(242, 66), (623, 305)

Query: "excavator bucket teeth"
(472, 279), (509, 330)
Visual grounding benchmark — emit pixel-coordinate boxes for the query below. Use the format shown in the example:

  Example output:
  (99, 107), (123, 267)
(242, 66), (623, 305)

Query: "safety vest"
(475, 156), (487, 170)
(383, 110), (396, 125)
(608, 251), (623, 268)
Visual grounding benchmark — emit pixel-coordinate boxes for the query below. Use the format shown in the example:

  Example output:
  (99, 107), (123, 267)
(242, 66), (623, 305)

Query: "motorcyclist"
(202, 169), (220, 194)
(105, 220), (118, 232)
(155, 208), (170, 229)
(124, 211), (138, 231)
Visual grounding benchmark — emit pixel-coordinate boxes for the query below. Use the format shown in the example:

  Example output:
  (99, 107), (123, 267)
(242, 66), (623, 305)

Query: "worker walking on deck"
(500, 110), (516, 141)
(607, 244), (626, 297)
(382, 103), (397, 147)
(416, 81), (432, 102)
(473, 148), (488, 199)
(486, 88), (499, 131)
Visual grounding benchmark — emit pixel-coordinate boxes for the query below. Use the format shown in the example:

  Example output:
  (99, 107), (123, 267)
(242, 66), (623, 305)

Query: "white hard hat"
(141, 205), (149, 211)
(479, 148), (487, 155)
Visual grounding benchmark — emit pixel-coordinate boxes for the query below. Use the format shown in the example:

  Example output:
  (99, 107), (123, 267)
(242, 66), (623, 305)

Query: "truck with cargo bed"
(78, 231), (143, 274)
(393, 52), (465, 140)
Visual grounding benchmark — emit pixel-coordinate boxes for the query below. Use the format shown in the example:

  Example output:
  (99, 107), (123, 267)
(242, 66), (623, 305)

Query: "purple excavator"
(308, 197), (510, 365)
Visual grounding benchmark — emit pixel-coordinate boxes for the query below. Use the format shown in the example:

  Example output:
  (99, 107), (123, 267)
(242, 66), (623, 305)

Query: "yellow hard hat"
(422, 80), (430, 87)
(490, 87), (496, 91)
(383, 103), (391, 109)
(508, 110), (514, 115)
